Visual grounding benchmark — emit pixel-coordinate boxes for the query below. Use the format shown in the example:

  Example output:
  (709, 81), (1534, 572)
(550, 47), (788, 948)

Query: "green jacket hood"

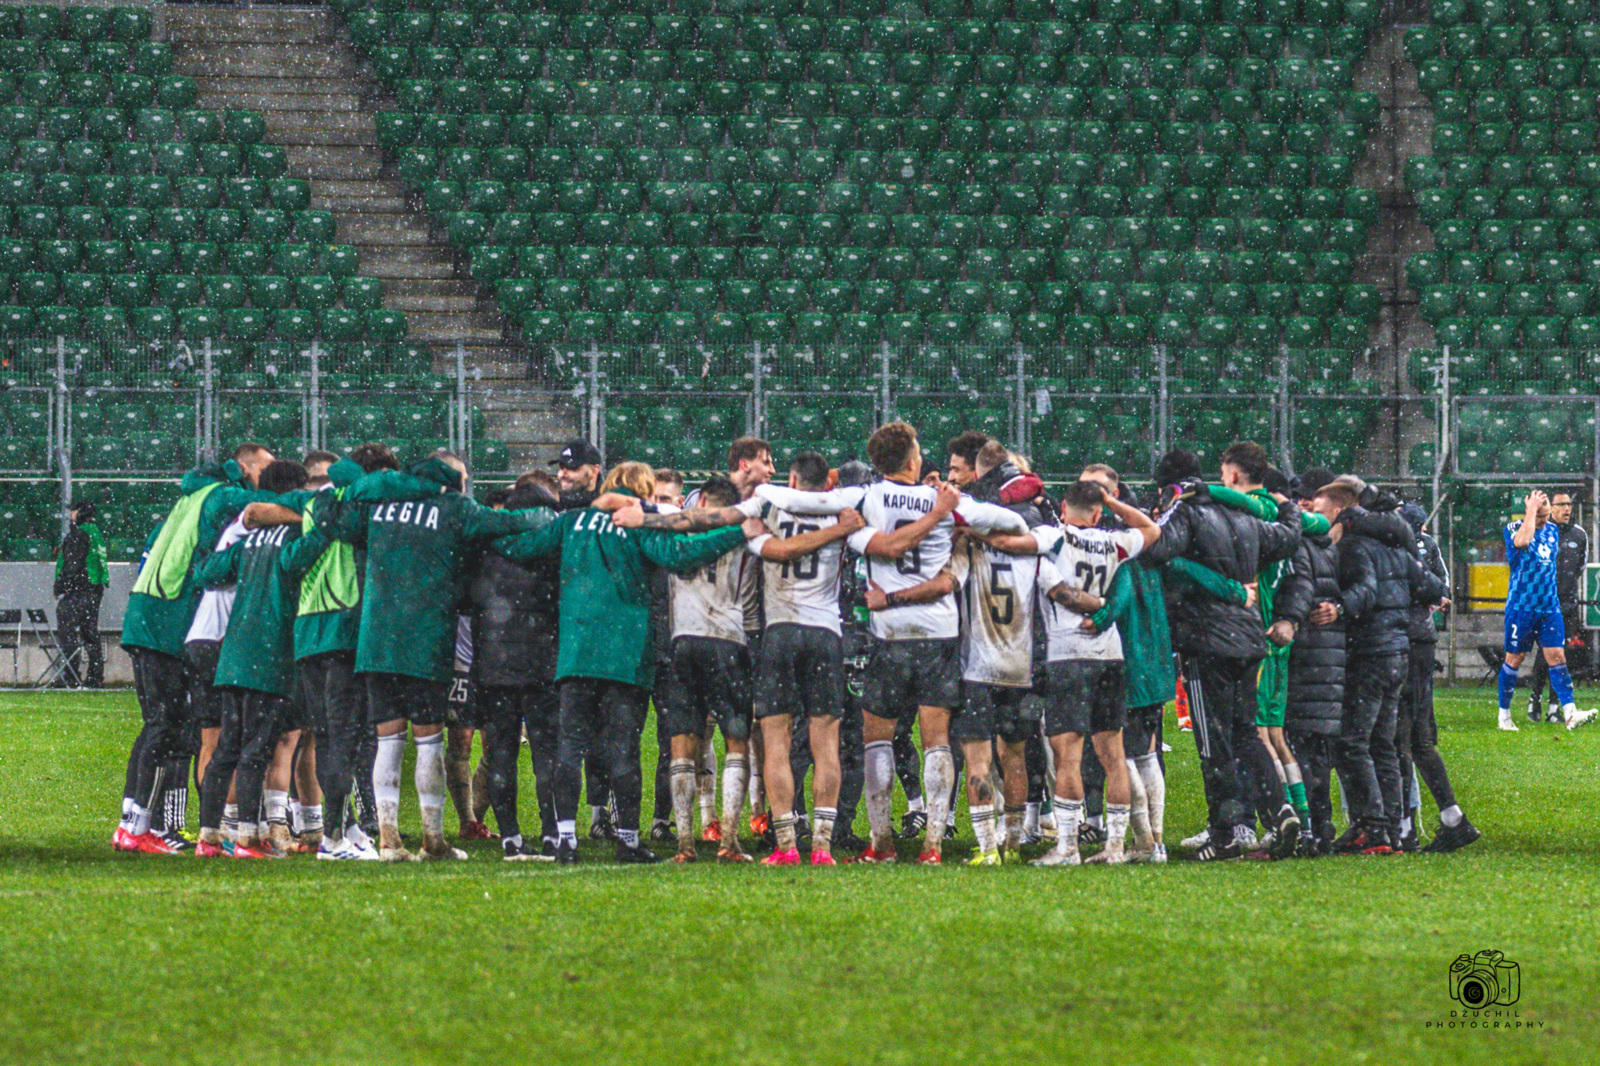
(181, 463), (230, 495)
(328, 458), (364, 488)
(410, 456), (463, 493)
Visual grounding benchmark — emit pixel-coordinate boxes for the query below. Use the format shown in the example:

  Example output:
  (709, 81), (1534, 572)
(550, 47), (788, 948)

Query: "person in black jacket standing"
(1140, 444), (1304, 861)
(1272, 491), (1346, 856)
(1311, 483), (1448, 855)
(1397, 503), (1480, 853)
(55, 501), (109, 688)
(473, 482), (564, 861)
(1527, 491), (1590, 721)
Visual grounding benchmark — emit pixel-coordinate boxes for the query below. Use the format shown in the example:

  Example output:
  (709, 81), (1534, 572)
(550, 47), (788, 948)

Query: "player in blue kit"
(1497, 490), (1597, 732)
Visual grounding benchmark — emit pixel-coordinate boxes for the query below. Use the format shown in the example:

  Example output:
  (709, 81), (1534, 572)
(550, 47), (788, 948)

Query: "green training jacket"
(494, 499), (746, 689)
(197, 508), (331, 698)
(323, 457), (552, 683)
(121, 465), (231, 657)
(293, 459), (366, 662)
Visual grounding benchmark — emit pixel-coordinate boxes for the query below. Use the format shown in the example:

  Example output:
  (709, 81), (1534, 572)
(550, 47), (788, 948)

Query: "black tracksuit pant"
(1337, 652), (1408, 831)
(1182, 651), (1274, 839)
(299, 651), (362, 837)
(481, 681), (560, 842)
(1286, 726), (1337, 845)
(199, 688), (289, 832)
(1397, 642), (1458, 813)
(57, 589), (103, 687)
(555, 678), (648, 832)
(128, 648), (190, 814)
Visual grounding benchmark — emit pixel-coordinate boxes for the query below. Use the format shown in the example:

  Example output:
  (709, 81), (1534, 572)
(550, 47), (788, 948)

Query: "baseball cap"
(549, 440), (603, 469)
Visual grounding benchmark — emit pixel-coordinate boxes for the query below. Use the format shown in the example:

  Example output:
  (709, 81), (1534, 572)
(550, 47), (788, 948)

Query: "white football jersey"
(454, 614), (474, 672)
(747, 504), (844, 634)
(669, 542), (751, 645)
(1035, 524), (1147, 661)
(752, 481), (1028, 642)
(184, 517), (249, 644)
(948, 538), (1043, 687)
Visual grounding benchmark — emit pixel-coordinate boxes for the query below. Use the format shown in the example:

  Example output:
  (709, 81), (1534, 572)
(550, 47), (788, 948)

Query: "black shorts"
(953, 681), (1038, 744)
(185, 639), (224, 729)
(446, 668), (479, 729)
(754, 624), (843, 720)
(1045, 659), (1126, 737)
(664, 636), (752, 741)
(1122, 703), (1164, 758)
(364, 672), (449, 727)
(862, 637), (962, 722)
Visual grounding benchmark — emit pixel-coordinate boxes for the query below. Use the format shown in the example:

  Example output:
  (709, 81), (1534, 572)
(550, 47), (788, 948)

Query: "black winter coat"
(1408, 531), (1448, 644)
(1276, 534), (1345, 734)
(1337, 508), (1449, 660)
(469, 548), (559, 688)
(1141, 490), (1303, 660)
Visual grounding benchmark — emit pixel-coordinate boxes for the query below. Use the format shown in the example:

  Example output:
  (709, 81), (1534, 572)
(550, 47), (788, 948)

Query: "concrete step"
(407, 311), (507, 333)
(383, 278), (480, 298)
(338, 215), (436, 245)
(173, 45), (361, 79)
(410, 326), (507, 345)
(357, 258), (460, 280)
(164, 19), (331, 46)
(265, 110), (377, 135)
(389, 295), (481, 313)
(287, 159), (384, 181)
(196, 88), (366, 113)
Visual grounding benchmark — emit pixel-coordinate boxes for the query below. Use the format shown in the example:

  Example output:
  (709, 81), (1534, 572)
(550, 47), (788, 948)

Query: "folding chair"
(0, 610), (19, 687)
(1476, 644), (1506, 687)
(26, 607), (83, 689)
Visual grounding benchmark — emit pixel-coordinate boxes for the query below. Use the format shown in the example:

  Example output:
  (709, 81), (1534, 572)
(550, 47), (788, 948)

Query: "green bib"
(130, 482), (221, 601)
(297, 499), (359, 617)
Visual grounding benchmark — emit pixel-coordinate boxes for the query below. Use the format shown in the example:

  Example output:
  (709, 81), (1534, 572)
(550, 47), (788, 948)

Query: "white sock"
(121, 796), (133, 823)
(1563, 702), (1580, 720)
(504, 832), (523, 850)
(922, 746), (954, 851)
(969, 803), (997, 855)
(1125, 760), (1153, 848)
(698, 735), (718, 825)
(1104, 802), (1130, 858)
(1399, 813), (1413, 837)
(557, 818), (577, 847)
(1136, 753), (1165, 843)
(1087, 813), (1104, 830)
(222, 802), (239, 837)
(864, 740), (894, 850)
(302, 804), (323, 833)
(746, 755), (763, 816)
(264, 789), (290, 826)
(1004, 805), (1025, 849)
(907, 794), (926, 814)
(1270, 755), (1286, 785)
(721, 754), (749, 848)
(289, 797), (303, 834)
(1440, 804), (1463, 828)
(415, 733), (446, 839)
(812, 806), (837, 853)
(129, 802), (151, 837)
(236, 821), (257, 844)
(617, 827), (639, 847)
(373, 733), (404, 836)
(670, 757), (697, 848)
(1023, 801), (1039, 835)
(773, 811), (797, 851)
(1054, 798), (1083, 854)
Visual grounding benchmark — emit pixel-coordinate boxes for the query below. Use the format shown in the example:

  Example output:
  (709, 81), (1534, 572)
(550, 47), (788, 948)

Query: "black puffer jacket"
(472, 489), (560, 688)
(1276, 534), (1345, 735)
(1408, 531), (1448, 644)
(1337, 507), (1449, 660)
(1141, 487), (1303, 660)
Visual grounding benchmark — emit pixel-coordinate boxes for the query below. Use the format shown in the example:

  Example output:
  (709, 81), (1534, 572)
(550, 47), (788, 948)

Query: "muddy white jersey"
(1034, 524), (1147, 661)
(185, 517), (249, 644)
(453, 614), (473, 673)
(669, 542), (752, 645)
(746, 504), (844, 634)
(753, 481), (1026, 642)
(947, 537), (1043, 687)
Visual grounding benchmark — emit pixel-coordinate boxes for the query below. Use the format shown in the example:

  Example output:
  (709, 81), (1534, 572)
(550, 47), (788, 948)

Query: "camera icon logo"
(1449, 949), (1521, 1008)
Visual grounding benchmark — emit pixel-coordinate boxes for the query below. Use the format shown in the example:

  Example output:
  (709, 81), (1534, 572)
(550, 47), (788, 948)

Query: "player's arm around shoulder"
(855, 480), (960, 558)
(755, 508), (864, 562)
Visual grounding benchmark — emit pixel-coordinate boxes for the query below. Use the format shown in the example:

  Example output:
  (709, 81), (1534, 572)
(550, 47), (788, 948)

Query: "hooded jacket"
(321, 456), (553, 683)
(1275, 533), (1346, 733)
(121, 464), (234, 657)
(493, 493), (747, 689)
(293, 458), (366, 662)
(472, 486), (562, 689)
(1139, 486), (1303, 660)
(55, 510), (108, 598)
(1336, 507), (1450, 660)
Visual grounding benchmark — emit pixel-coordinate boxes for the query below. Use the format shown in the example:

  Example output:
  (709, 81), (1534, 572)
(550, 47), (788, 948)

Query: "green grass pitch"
(1, 685), (1596, 1065)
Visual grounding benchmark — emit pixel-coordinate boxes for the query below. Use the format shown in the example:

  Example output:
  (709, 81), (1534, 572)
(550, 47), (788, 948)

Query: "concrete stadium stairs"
(158, 5), (578, 470)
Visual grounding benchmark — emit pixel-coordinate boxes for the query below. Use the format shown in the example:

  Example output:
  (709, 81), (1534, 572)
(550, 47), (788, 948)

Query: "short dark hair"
(301, 449), (338, 470)
(790, 450), (830, 490)
(1219, 441), (1272, 485)
(514, 469), (561, 497)
(505, 484), (557, 510)
(698, 475), (740, 508)
(258, 459), (308, 495)
(233, 442), (271, 463)
(1262, 466), (1290, 497)
(1293, 467), (1337, 500)
(1154, 448), (1202, 486)
(867, 421), (918, 476)
(351, 442), (399, 473)
(837, 459), (875, 488)
(653, 467), (684, 490)
(728, 437), (771, 473)
(483, 487), (512, 507)
(1061, 479), (1106, 514)
(947, 430), (991, 469)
